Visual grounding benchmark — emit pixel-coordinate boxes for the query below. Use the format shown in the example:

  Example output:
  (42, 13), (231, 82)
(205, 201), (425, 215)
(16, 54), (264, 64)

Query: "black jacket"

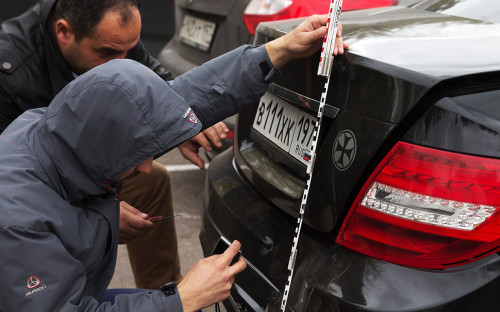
(0, 0), (172, 132)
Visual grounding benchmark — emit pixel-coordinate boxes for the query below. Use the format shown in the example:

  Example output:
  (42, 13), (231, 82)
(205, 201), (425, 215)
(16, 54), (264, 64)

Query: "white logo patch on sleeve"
(189, 113), (199, 124)
(183, 108), (198, 124)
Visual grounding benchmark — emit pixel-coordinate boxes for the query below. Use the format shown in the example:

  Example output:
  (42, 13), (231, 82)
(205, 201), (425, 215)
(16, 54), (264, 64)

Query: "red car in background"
(243, 0), (397, 35)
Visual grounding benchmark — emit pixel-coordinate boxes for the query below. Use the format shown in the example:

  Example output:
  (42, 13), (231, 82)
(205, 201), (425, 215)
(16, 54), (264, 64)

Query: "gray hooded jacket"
(0, 44), (273, 311)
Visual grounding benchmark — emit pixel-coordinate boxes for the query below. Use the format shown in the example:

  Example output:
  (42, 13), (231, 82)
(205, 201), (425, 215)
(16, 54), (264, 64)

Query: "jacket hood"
(34, 59), (201, 203)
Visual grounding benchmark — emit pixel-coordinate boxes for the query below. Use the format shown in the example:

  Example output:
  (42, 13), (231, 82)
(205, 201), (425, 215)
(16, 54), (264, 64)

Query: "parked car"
(157, 0), (399, 76)
(199, 0), (500, 311)
(157, 0), (401, 158)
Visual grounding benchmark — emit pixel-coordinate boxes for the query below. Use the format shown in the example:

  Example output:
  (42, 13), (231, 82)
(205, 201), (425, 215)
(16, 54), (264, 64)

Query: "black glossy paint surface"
(201, 1), (500, 311)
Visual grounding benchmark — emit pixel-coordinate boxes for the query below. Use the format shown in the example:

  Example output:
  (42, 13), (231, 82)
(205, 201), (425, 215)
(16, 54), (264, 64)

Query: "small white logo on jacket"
(183, 108), (199, 124)
(25, 276), (47, 296)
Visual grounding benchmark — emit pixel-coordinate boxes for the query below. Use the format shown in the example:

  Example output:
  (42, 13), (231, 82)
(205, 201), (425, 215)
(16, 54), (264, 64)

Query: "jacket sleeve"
(0, 74), (24, 133)
(0, 226), (182, 312)
(166, 44), (275, 131)
(126, 40), (173, 81)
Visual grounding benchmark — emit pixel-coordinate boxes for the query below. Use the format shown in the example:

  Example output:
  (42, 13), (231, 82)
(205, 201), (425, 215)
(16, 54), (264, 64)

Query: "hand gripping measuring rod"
(280, 1), (343, 311)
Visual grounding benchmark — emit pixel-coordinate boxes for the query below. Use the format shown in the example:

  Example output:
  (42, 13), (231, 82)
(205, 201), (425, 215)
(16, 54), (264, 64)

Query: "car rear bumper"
(200, 149), (500, 312)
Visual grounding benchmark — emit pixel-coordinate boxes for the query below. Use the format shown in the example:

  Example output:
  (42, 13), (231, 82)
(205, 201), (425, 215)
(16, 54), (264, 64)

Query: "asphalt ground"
(108, 148), (226, 311)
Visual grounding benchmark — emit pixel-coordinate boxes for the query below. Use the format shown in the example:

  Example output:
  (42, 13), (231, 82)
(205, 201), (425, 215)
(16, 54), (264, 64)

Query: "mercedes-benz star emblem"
(333, 129), (357, 171)
(27, 276), (41, 289)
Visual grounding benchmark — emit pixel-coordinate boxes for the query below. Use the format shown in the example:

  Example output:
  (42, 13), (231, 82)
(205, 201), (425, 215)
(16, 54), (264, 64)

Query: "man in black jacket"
(0, 0), (230, 289)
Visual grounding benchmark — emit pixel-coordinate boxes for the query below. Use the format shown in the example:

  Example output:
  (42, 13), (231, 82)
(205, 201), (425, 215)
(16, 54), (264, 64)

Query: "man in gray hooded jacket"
(0, 0), (232, 289)
(0, 14), (346, 311)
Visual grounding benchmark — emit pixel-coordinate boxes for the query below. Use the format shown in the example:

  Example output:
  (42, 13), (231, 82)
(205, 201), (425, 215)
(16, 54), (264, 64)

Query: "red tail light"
(336, 142), (500, 269)
(243, 0), (399, 35)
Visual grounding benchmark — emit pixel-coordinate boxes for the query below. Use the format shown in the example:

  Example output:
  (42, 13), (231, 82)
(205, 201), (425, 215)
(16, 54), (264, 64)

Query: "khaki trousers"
(120, 161), (182, 289)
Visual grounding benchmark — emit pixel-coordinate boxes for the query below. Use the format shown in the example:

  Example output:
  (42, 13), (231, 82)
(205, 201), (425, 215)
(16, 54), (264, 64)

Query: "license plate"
(179, 15), (216, 51)
(253, 92), (316, 165)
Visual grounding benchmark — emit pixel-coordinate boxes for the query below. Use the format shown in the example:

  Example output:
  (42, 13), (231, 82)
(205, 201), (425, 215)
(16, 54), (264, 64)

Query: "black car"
(157, 0), (402, 158)
(200, 0), (500, 311)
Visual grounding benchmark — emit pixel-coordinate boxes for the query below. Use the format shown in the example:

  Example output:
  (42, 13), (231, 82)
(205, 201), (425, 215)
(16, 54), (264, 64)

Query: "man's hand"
(118, 201), (153, 244)
(178, 121), (230, 169)
(265, 15), (349, 70)
(198, 121), (230, 150)
(177, 240), (246, 312)
(333, 22), (348, 55)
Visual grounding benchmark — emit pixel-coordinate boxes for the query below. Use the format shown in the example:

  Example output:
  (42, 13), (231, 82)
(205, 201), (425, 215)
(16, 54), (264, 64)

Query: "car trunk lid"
(233, 6), (500, 233)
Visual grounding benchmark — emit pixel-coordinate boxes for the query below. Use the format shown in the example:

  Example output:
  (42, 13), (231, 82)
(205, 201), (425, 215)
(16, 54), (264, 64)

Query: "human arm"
(127, 40), (230, 169)
(177, 17), (351, 164)
(177, 240), (246, 311)
(167, 15), (347, 129)
(177, 121), (229, 169)
(265, 15), (348, 69)
(118, 201), (154, 244)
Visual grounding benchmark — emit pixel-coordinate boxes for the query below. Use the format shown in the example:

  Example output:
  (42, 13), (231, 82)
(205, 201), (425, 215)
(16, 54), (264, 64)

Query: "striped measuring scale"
(280, 1), (343, 310)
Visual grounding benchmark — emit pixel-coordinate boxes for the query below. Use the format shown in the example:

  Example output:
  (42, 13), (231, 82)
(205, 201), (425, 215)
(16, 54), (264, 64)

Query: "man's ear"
(54, 19), (75, 47)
